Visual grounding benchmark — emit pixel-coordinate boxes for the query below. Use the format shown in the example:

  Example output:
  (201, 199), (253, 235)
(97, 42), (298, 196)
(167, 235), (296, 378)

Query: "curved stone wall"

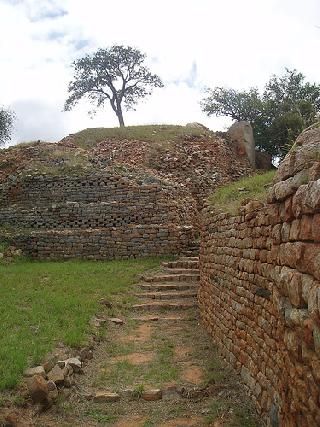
(199, 127), (320, 426)
(0, 173), (198, 259)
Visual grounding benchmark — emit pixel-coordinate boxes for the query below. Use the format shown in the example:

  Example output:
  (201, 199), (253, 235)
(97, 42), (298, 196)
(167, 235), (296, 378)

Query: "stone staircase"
(132, 256), (199, 313)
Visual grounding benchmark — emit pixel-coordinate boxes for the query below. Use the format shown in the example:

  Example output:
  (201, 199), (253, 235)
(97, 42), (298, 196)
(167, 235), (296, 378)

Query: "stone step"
(178, 257), (199, 262)
(143, 274), (200, 283)
(132, 301), (197, 311)
(132, 315), (194, 322)
(135, 290), (197, 300)
(163, 268), (199, 275)
(162, 261), (199, 269)
(181, 250), (199, 257)
(138, 282), (198, 291)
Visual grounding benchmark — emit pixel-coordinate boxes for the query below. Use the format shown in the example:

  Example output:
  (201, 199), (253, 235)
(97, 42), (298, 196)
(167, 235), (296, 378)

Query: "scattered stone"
(26, 374), (50, 407)
(91, 317), (107, 327)
(47, 365), (65, 385)
(65, 357), (82, 373)
(108, 317), (124, 325)
(4, 411), (19, 427)
(63, 375), (75, 388)
(93, 391), (121, 403)
(162, 385), (179, 398)
(142, 389), (162, 401)
(42, 357), (57, 373)
(99, 298), (112, 308)
(80, 347), (93, 361)
(24, 365), (46, 378)
(63, 364), (73, 378)
(132, 316), (159, 322)
(47, 380), (59, 400)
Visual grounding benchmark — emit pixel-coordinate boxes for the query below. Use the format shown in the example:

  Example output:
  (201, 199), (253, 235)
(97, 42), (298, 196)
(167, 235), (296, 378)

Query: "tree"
(0, 107), (15, 145)
(201, 69), (320, 159)
(64, 45), (164, 127)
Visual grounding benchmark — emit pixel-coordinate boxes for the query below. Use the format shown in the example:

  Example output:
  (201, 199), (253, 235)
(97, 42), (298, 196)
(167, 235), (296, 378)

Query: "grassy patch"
(0, 257), (160, 390)
(71, 125), (209, 148)
(208, 170), (276, 214)
(205, 398), (258, 426)
(85, 408), (118, 424)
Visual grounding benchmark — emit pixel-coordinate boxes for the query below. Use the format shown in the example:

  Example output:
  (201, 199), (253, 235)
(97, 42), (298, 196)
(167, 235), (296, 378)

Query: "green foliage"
(201, 69), (320, 159)
(65, 45), (163, 127)
(0, 107), (15, 145)
(209, 171), (276, 213)
(0, 257), (160, 390)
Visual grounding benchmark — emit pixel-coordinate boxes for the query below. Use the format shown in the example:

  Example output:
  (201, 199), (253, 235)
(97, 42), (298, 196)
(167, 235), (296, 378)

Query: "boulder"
(185, 122), (208, 130)
(228, 121), (256, 169)
(26, 375), (50, 406)
(65, 357), (82, 373)
(24, 365), (46, 378)
(47, 365), (65, 385)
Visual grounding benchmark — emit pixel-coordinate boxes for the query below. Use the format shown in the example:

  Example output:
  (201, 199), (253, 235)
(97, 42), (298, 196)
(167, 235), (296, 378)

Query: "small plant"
(132, 384), (145, 399)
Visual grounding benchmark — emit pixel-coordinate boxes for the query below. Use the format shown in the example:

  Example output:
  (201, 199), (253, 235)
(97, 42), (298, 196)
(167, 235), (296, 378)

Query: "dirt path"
(4, 257), (260, 427)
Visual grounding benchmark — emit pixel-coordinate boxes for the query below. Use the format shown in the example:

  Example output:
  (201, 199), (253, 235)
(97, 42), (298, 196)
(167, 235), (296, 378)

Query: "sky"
(0, 0), (320, 146)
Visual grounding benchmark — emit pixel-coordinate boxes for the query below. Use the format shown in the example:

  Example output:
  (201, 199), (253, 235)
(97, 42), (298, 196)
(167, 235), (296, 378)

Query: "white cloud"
(0, 0), (320, 144)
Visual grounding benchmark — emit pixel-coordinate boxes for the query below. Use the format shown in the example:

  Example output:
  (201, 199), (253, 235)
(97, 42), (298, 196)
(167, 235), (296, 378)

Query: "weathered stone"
(24, 365), (46, 378)
(65, 357), (82, 373)
(108, 317), (124, 325)
(227, 121), (256, 169)
(47, 380), (59, 400)
(93, 391), (120, 402)
(80, 348), (93, 361)
(26, 374), (50, 406)
(47, 365), (65, 385)
(142, 389), (162, 401)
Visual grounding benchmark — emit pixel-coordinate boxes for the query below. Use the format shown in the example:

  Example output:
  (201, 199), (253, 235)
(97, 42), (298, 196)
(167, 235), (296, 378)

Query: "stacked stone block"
(0, 173), (197, 259)
(199, 127), (320, 426)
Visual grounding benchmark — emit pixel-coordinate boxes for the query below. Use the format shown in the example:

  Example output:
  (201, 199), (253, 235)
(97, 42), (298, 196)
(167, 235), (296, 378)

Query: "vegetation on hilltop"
(68, 124), (211, 148)
(64, 45), (163, 127)
(0, 106), (15, 145)
(201, 69), (320, 159)
(209, 170), (276, 214)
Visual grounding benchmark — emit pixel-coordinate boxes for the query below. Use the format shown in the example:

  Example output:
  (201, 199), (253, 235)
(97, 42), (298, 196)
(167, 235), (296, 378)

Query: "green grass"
(85, 408), (118, 424)
(205, 399), (258, 426)
(71, 124), (209, 148)
(0, 257), (160, 390)
(208, 170), (276, 214)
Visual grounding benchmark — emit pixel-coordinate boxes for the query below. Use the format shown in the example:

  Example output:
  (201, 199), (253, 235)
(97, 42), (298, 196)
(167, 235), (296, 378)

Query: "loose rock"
(47, 365), (65, 385)
(142, 389), (162, 401)
(24, 366), (46, 378)
(26, 375), (50, 407)
(108, 317), (124, 325)
(93, 391), (121, 403)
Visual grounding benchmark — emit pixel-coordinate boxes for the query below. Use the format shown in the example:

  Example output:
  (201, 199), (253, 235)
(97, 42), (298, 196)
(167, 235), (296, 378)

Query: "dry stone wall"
(0, 173), (197, 259)
(199, 127), (320, 426)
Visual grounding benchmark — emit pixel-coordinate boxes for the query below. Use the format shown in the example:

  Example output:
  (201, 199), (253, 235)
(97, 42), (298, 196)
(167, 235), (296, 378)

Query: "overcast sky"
(1, 0), (320, 146)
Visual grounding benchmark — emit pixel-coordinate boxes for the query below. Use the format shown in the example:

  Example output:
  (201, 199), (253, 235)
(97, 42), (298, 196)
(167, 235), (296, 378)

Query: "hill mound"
(0, 125), (251, 207)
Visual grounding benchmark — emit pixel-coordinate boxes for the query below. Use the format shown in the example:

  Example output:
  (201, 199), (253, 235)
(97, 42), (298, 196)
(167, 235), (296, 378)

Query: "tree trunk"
(116, 105), (125, 127)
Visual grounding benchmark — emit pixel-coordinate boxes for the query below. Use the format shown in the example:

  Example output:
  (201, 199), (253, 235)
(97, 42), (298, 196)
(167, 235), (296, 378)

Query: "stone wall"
(198, 127), (320, 426)
(0, 173), (197, 259)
